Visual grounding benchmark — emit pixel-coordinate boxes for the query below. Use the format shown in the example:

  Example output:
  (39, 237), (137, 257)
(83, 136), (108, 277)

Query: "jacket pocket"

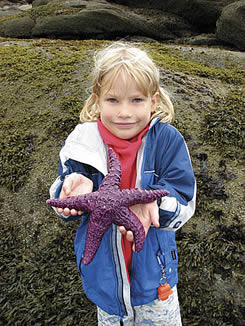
(130, 229), (163, 296)
(156, 229), (178, 287)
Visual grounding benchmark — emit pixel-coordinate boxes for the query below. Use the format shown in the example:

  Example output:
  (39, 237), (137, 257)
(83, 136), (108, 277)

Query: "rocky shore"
(0, 0), (244, 50)
(0, 1), (244, 325)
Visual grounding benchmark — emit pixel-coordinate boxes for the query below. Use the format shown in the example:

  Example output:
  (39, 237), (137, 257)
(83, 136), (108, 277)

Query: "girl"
(49, 42), (196, 325)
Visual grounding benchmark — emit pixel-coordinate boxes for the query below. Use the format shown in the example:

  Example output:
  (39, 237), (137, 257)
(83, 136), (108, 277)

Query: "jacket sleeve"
(49, 150), (95, 222)
(146, 126), (196, 231)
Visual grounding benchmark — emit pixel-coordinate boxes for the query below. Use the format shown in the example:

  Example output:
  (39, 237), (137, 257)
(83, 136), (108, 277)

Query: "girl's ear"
(93, 93), (99, 104)
(151, 92), (160, 112)
(93, 93), (100, 111)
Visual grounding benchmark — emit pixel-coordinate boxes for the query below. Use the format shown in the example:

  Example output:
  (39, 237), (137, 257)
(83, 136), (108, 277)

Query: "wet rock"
(2, 16), (34, 37)
(32, 0), (49, 7)
(0, 1), (32, 17)
(216, 0), (245, 51)
(0, 6), (22, 17)
(108, 0), (237, 31)
(0, 0), (244, 50)
(1, 0), (193, 41)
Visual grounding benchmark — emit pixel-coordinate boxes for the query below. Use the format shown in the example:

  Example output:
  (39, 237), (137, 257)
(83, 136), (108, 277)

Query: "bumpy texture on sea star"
(47, 148), (169, 265)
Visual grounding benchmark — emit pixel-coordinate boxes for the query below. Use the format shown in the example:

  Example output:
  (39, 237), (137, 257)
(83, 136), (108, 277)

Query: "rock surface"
(108, 0), (237, 31)
(0, 38), (244, 325)
(216, 0), (245, 51)
(0, 0), (244, 49)
(0, 0), (194, 41)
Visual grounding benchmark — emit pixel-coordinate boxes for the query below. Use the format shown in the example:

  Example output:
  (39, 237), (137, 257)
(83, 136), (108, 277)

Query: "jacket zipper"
(129, 251), (136, 284)
(156, 249), (166, 282)
(111, 225), (128, 317)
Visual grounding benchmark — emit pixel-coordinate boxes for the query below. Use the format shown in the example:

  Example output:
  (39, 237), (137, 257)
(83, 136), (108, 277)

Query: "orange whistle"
(158, 283), (173, 301)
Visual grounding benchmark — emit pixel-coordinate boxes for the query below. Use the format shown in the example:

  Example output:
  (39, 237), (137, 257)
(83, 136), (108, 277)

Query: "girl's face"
(96, 72), (158, 140)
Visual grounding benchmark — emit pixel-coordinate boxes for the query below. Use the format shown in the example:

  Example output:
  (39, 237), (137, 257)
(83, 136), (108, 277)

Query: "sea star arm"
(99, 148), (121, 191)
(46, 192), (97, 212)
(112, 207), (145, 252)
(120, 188), (169, 207)
(82, 210), (113, 265)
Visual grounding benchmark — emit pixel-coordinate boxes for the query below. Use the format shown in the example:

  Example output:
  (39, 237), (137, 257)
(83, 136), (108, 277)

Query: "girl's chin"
(113, 130), (139, 139)
(104, 123), (143, 139)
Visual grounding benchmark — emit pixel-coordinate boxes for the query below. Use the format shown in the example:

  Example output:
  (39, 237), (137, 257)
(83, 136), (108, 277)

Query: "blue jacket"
(49, 118), (196, 317)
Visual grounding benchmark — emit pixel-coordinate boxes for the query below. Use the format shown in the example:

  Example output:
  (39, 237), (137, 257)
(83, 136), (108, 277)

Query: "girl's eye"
(106, 98), (117, 103)
(133, 98), (143, 103)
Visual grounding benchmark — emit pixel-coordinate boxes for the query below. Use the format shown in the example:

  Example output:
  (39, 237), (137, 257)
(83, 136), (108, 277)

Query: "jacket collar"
(60, 118), (160, 176)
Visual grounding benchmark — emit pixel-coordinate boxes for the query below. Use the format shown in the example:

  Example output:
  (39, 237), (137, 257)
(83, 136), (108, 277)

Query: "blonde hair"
(80, 42), (174, 124)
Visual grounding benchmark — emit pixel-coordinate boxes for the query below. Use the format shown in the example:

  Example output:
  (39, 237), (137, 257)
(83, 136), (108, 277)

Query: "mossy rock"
(2, 16), (35, 38)
(216, 0), (245, 51)
(0, 0), (193, 41)
(0, 38), (244, 325)
(32, 0), (51, 7)
(31, 9), (139, 39)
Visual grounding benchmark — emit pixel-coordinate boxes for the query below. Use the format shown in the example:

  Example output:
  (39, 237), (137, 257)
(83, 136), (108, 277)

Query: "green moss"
(1, 221), (97, 325)
(0, 44), (79, 82)
(201, 89), (245, 158)
(177, 226), (244, 325)
(0, 39), (107, 191)
(0, 130), (35, 191)
(26, 1), (79, 22)
(144, 43), (245, 85)
(0, 15), (21, 33)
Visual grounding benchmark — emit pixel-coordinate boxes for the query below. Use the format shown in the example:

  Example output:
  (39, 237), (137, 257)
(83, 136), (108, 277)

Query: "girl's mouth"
(114, 122), (136, 128)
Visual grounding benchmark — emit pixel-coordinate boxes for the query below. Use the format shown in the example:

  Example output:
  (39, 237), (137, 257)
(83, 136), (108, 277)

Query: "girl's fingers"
(118, 227), (134, 241)
(118, 226), (127, 235)
(149, 201), (160, 228)
(57, 207), (83, 216)
(126, 231), (134, 242)
(56, 174), (90, 216)
(63, 208), (71, 216)
(151, 213), (160, 228)
(63, 178), (72, 196)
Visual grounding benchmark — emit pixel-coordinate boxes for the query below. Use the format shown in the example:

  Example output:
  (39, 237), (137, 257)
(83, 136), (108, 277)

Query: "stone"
(2, 16), (35, 38)
(32, 0), (50, 7)
(0, 0), (193, 41)
(0, 6), (22, 17)
(108, 0), (237, 31)
(216, 0), (245, 50)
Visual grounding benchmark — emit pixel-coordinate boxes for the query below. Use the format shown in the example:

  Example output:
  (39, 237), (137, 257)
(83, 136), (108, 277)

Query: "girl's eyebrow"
(130, 93), (147, 98)
(106, 92), (117, 97)
(104, 90), (147, 98)
(104, 90), (117, 97)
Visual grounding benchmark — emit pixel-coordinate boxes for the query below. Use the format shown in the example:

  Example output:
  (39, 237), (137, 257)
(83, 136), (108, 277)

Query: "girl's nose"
(118, 103), (132, 118)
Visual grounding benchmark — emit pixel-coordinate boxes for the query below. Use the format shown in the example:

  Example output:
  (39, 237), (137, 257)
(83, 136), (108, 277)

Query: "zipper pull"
(157, 254), (173, 301)
(158, 282), (173, 301)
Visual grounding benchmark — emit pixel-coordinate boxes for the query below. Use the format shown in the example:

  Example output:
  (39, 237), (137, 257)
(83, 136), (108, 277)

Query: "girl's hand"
(118, 200), (160, 250)
(57, 173), (93, 216)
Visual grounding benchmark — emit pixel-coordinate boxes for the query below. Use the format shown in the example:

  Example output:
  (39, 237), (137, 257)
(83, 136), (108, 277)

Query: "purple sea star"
(47, 148), (169, 265)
